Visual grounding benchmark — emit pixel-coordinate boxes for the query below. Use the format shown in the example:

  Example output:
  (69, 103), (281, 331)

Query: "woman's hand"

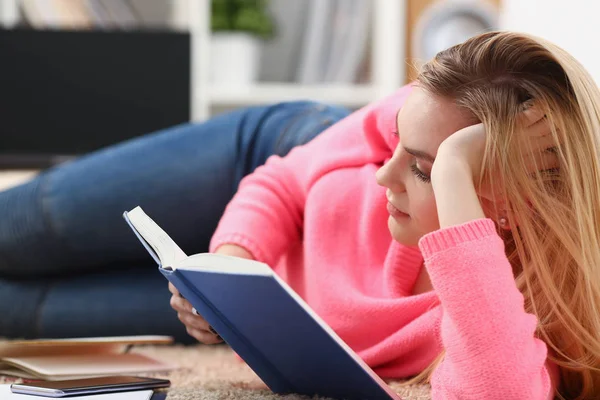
(168, 282), (224, 344)
(168, 243), (254, 344)
(433, 106), (556, 201)
(430, 105), (556, 228)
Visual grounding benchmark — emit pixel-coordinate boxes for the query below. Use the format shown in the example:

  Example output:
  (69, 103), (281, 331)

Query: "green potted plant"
(210, 0), (276, 85)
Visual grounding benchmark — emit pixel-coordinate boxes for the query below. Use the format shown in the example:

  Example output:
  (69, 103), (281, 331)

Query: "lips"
(386, 202), (409, 218)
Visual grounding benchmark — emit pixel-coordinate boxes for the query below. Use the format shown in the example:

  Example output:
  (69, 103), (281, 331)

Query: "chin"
(388, 217), (419, 247)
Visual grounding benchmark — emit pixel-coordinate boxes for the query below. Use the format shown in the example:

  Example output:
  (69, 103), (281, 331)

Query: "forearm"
(431, 158), (485, 228)
(425, 159), (553, 398)
(419, 222), (554, 399)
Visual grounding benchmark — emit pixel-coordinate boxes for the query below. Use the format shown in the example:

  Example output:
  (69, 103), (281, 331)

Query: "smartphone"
(10, 375), (171, 398)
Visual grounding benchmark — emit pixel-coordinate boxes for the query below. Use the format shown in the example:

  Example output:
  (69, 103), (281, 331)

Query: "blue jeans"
(0, 102), (350, 343)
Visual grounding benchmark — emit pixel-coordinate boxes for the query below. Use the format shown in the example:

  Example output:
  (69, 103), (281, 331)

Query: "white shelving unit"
(209, 83), (377, 106)
(0, 0), (406, 122)
(201, 0), (406, 120)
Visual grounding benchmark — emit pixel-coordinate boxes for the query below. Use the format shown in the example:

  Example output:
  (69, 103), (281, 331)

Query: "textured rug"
(0, 339), (433, 399)
(0, 341), (432, 399)
(133, 345), (432, 400)
(0, 344), (432, 399)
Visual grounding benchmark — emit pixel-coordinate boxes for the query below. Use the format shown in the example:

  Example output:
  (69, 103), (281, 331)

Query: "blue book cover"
(123, 207), (401, 400)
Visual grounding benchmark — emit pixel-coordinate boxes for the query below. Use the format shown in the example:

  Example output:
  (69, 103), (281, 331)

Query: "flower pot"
(210, 32), (261, 86)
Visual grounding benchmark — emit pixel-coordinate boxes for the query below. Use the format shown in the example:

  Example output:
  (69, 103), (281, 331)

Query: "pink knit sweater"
(210, 85), (556, 399)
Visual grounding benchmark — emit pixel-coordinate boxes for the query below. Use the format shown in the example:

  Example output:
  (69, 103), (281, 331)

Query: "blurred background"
(0, 0), (595, 171)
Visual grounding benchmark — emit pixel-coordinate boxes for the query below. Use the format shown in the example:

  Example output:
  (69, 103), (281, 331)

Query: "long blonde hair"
(410, 31), (600, 399)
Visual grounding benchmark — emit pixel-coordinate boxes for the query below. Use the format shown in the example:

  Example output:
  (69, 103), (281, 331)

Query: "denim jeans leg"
(0, 102), (350, 277)
(0, 101), (350, 339)
(38, 267), (192, 343)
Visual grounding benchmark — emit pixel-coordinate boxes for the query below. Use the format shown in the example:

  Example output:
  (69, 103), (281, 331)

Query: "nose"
(376, 157), (405, 192)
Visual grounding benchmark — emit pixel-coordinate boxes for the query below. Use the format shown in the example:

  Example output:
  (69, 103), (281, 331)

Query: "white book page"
(125, 207), (187, 267)
(1, 384), (153, 400)
(176, 253), (272, 275)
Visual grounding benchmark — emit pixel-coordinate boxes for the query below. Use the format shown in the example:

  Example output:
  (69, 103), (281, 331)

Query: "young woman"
(171, 32), (600, 399)
(1, 31), (598, 398)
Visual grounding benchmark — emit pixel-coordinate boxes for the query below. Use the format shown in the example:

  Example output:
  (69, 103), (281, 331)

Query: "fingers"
(171, 295), (223, 344)
(168, 282), (180, 296)
(521, 117), (558, 169)
(528, 129), (556, 153)
(520, 104), (545, 128)
(185, 327), (224, 345)
(168, 285), (224, 344)
(170, 291), (194, 314)
(177, 309), (211, 331)
(518, 104), (558, 158)
(526, 117), (552, 138)
(524, 150), (559, 174)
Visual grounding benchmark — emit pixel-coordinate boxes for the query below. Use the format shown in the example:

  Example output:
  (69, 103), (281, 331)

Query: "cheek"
(410, 190), (440, 235)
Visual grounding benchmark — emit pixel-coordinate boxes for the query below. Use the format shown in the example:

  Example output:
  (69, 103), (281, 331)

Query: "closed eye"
(410, 164), (431, 183)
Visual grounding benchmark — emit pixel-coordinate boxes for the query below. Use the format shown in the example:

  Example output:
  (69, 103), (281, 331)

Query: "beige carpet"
(132, 345), (432, 400)
(0, 344), (431, 398)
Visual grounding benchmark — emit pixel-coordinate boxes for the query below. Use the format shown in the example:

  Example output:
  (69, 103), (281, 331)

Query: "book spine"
(159, 267), (295, 394)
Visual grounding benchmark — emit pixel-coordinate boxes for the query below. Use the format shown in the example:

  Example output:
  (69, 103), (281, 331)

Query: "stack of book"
(0, 335), (175, 380)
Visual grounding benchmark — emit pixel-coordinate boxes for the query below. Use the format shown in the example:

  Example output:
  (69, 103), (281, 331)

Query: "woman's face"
(376, 87), (475, 246)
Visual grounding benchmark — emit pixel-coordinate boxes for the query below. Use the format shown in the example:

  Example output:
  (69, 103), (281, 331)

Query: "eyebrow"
(403, 147), (435, 163)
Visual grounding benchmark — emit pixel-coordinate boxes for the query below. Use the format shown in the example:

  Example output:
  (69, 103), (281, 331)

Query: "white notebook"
(0, 384), (154, 399)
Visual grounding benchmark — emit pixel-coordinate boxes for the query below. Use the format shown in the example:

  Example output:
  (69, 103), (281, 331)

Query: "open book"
(123, 207), (401, 400)
(0, 336), (175, 380)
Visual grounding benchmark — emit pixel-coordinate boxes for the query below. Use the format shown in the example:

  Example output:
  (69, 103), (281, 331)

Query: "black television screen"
(0, 28), (190, 168)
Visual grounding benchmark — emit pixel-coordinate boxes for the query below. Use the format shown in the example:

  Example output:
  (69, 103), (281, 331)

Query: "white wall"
(500, 0), (600, 84)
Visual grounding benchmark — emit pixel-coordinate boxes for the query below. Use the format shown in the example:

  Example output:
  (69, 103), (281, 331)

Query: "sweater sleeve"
(418, 219), (554, 400)
(209, 85), (414, 266)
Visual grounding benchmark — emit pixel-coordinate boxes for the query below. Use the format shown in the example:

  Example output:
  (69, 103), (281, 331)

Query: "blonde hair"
(409, 31), (600, 399)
